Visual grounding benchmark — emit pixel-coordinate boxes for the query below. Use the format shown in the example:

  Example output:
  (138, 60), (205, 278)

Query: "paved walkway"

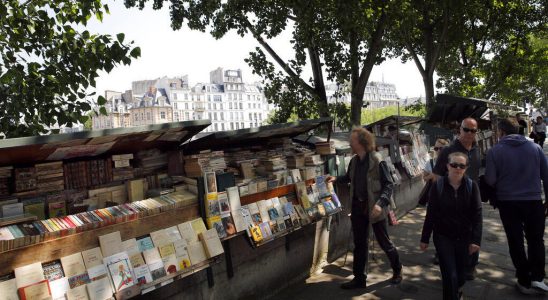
(274, 205), (548, 299)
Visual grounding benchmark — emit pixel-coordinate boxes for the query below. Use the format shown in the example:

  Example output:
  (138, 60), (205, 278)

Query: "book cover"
(199, 228), (224, 258)
(121, 239), (140, 256)
(258, 222), (272, 240)
(147, 260), (166, 281)
(190, 218), (207, 237)
(294, 204), (310, 225)
(65, 285), (88, 300)
(158, 243), (176, 258)
(277, 219), (287, 232)
(295, 182), (311, 209)
(2, 203), (24, 218)
(42, 260), (64, 282)
(187, 241), (207, 265)
(207, 216), (226, 239)
(247, 203), (262, 226)
(204, 172), (217, 194)
(149, 229), (171, 248)
(164, 226), (182, 242)
(0, 278), (17, 300)
(238, 185), (249, 196)
(17, 279), (51, 300)
(85, 277), (112, 300)
(133, 265), (153, 286)
(87, 264), (109, 282)
(128, 252), (146, 269)
(249, 225), (263, 243)
(48, 200), (66, 218)
(49, 277), (68, 300)
(221, 213), (236, 236)
(67, 273), (90, 289)
(173, 239), (191, 270)
(283, 215), (293, 229)
(98, 231), (122, 258)
(14, 262), (45, 289)
(290, 169), (302, 183)
(217, 192), (230, 214)
(256, 200), (270, 223)
(256, 180), (268, 192)
(106, 257), (134, 292)
(60, 253), (86, 278)
(177, 222), (198, 244)
(206, 193), (220, 217)
(23, 201), (46, 220)
(267, 207), (279, 220)
(161, 255), (179, 274)
(226, 187), (241, 211)
(136, 236), (154, 253)
(283, 202), (295, 216)
(231, 208), (247, 233)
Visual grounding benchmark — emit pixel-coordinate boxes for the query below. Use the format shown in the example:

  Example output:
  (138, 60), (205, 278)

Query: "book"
(2, 203), (23, 218)
(49, 277), (69, 300)
(136, 236), (154, 253)
(177, 222), (198, 244)
(231, 207), (249, 233)
(207, 215), (226, 239)
(85, 277), (112, 300)
(226, 187), (241, 211)
(173, 239), (192, 270)
(187, 241), (208, 265)
(256, 200), (270, 223)
(81, 247), (104, 270)
(67, 273), (90, 290)
(98, 231), (122, 257)
(48, 200), (67, 218)
(190, 218), (207, 237)
(42, 260), (65, 282)
(221, 213), (236, 236)
(248, 203), (262, 226)
(164, 226), (182, 242)
(199, 228), (224, 258)
(104, 253), (134, 292)
(149, 229), (171, 247)
(60, 253), (86, 278)
(17, 279), (51, 300)
(65, 285), (89, 300)
(295, 182), (311, 209)
(142, 248), (162, 265)
(147, 260), (167, 281)
(0, 278), (18, 300)
(249, 225), (263, 243)
(14, 262), (45, 289)
(217, 192), (230, 214)
(205, 193), (220, 217)
(126, 179), (145, 202)
(161, 255), (179, 274)
(204, 172), (217, 194)
(158, 243), (176, 258)
(121, 239), (140, 256)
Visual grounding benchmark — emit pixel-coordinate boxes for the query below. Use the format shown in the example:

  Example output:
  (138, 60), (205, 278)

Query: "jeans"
(433, 233), (467, 300)
(498, 200), (546, 286)
(351, 202), (402, 280)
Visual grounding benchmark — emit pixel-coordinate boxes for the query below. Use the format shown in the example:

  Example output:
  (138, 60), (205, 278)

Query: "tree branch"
(356, 8), (388, 92)
(428, 5), (449, 76)
(242, 18), (316, 96)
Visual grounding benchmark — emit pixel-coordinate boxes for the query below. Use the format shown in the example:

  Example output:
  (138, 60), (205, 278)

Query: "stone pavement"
(273, 204), (548, 300)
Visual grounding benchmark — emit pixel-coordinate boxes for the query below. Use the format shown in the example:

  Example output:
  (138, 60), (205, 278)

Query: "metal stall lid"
(364, 115), (423, 130)
(183, 118), (333, 153)
(0, 120), (211, 166)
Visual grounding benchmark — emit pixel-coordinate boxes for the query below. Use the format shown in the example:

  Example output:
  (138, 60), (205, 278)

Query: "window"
(209, 112), (212, 119)
(239, 103), (243, 109)
(173, 93), (177, 100)
(208, 95), (211, 101)
(214, 123), (218, 131)
(192, 94), (195, 101)
(220, 103), (223, 110)
(236, 123), (240, 129)
(207, 86), (210, 92)
(160, 111), (166, 119)
(249, 113), (252, 120)
(240, 112), (243, 119)
(185, 112), (189, 120)
(174, 103), (178, 109)
(248, 103), (251, 109)
(185, 103), (188, 110)
(220, 112), (224, 120)
(221, 123), (225, 131)
(230, 112), (233, 119)
(174, 112), (179, 120)
(229, 102), (232, 109)
(208, 103), (211, 110)
(184, 93), (188, 100)
(147, 112), (151, 120)
(228, 94), (232, 100)
(230, 122), (234, 130)
(239, 93), (242, 100)
(248, 95), (251, 101)
(213, 113), (217, 120)
(134, 113), (138, 121)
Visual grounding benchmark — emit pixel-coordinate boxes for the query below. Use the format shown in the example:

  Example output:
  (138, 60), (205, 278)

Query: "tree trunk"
(423, 74), (435, 107)
(308, 47), (329, 118)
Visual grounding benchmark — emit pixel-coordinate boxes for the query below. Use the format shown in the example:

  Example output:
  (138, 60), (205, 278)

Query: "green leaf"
(130, 47), (141, 58)
(99, 107), (108, 116)
(116, 33), (125, 43)
(97, 95), (107, 105)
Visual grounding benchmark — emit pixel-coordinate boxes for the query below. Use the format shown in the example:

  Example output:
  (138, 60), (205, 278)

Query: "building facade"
(92, 68), (271, 132)
(326, 81), (400, 108)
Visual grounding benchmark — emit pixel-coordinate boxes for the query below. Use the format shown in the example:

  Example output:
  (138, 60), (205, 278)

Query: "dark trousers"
(433, 233), (467, 300)
(351, 202), (402, 280)
(534, 132), (546, 148)
(498, 200), (546, 285)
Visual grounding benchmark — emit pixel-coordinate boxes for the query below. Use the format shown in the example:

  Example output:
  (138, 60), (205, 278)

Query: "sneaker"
(531, 281), (548, 293)
(340, 278), (367, 290)
(516, 282), (536, 295)
(390, 271), (403, 284)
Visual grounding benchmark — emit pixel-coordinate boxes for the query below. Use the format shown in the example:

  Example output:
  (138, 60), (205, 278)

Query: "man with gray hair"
(485, 118), (548, 295)
(429, 117), (482, 279)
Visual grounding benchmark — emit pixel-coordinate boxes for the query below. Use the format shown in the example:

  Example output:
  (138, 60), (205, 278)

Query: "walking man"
(327, 127), (402, 289)
(485, 118), (548, 295)
(429, 118), (482, 279)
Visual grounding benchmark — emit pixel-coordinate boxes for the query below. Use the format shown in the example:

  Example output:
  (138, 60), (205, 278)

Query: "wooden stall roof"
(0, 120), (211, 166)
(182, 117), (333, 153)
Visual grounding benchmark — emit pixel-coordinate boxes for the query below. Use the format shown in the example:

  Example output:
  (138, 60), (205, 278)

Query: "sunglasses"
(449, 162), (468, 169)
(461, 127), (478, 134)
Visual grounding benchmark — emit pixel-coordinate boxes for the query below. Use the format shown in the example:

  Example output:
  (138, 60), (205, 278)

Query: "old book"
(221, 213), (236, 236)
(98, 231), (122, 258)
(256, 200), (271, 223)
(42, 260), (65, 282)
(149, 229), (171, 247)
(217, 192), (230, 214)
(81, 247), (103, 270)
(173, 239), (192, 270)
(249, 225), (263, 243)
(65, 285), (89, 300)
(14, 262), (45, 289)
(295, 182), (311, 209)
(133, 265), (153, 286)
(136, 236), (154, 253)
(162, 255), (179, 274)
(142, 248), (162, 265)
(205, 192), (220, 217)
(248, 202), (262, 226)
(206, 215), (226, 239)
(48, 200), (66, 218)
(190, 218), (207, 237)
(49, 277), (69, 300)
(226, 187), (241, 212)
(103, 252), (134, 292)
(147, 260), (166, 281)
(158, 243), (176, 258)
(0, 278), (18, 300)
(17, 279), (51, 300)
(199, 228), (224, 258)
(204, 172), (217, 194)
(86, 277), (112, 300)
(2, 202), (24, 218)
(177, 222), (198, 244)
(60, 253), (86, 278)
(187, 241), (207, 265)
(256, 179), (268, 192)
(126, 179), (144, 202)
(164, 226), (182, 242)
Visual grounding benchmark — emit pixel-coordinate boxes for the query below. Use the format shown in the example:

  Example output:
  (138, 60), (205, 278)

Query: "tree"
(436, 1), (547, 108)
(124, 0), (401, 127)
(0, 0), (141, 138)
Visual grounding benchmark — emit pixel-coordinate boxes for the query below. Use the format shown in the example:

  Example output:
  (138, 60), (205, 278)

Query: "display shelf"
(239, 178), (315, 206)
(0, 203), (199, 275)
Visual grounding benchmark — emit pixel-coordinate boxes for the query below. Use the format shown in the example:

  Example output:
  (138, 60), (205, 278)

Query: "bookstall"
(0, 121), (234, 300)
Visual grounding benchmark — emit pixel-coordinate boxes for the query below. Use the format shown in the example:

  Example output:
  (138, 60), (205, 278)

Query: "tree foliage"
(0, 0), (140, 138)
(124, 0), (403, 126)
(436, 1), (547, 109)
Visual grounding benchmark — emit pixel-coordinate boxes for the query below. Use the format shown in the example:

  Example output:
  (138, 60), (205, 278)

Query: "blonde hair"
(448, 152), (468, 164)
(435, 138), (450, 147)
(351, 127), (376, 152)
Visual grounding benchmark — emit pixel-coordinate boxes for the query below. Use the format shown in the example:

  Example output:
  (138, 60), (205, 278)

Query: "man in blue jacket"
(485, 118), (548, 295)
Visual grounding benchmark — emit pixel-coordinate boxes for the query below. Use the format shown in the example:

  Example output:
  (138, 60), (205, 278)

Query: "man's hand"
(371, 204), (382, 218)
(420, 242), (428, 251)
(469, 244), (480, 255)
(325, 176), (336, 183)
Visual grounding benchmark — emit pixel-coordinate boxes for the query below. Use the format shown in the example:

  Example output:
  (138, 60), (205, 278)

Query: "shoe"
(340, 278), (367, 289)
(390, 271), (403, 284)
(531, 281), (548, 293)
(516, 282), (536, 295)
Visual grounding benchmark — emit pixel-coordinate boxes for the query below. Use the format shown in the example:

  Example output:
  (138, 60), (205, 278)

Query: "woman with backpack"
(420, 152), (483, 300)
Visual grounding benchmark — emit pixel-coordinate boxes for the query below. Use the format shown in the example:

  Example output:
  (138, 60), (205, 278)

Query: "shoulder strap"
(465, 177), (473, 195)
(436, 178), (444, 199)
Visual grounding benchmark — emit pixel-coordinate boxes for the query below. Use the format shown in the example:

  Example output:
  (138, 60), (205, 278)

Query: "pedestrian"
(485, 118), (548, 295)
(532, 116), (546, 148)
(420, 152), (482, 300)
(429, 118), (482, 279)
(327, 127), (403, 289)
(516, 113), (528, 136)
(424, 138), (450, 179)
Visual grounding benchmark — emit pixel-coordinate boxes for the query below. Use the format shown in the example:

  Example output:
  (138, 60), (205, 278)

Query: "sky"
(88, 0), (427, 99)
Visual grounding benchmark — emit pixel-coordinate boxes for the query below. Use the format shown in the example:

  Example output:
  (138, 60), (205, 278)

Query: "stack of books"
(286, 155), (305, 169)
(0, 166), (12, 197)
(35, 162), (64, 193)
(135, 149), (168, 177)
(112, 154), (134, 181)
(315, 141), (335, 155)
(184, 150), (227, 178)
(260, 156), (287, 172)
(305, 154), (324, 166)
(14, 167), (37, 193)
(64, 159), (112, 190)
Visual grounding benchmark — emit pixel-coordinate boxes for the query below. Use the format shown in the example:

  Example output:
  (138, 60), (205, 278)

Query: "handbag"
(529, 131), (537, 139)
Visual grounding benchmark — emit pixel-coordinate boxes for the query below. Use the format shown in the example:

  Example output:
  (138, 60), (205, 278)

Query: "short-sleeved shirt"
(433, 139), (481, 181)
